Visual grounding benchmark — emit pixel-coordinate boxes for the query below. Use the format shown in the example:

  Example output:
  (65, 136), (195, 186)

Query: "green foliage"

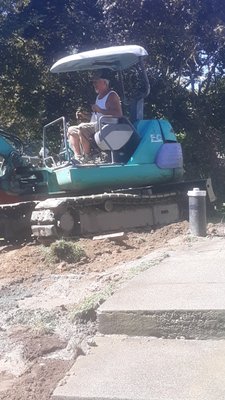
(175, 131), (186, 144)
(0, 0), (104, 138)
(46, 240), (85, 264)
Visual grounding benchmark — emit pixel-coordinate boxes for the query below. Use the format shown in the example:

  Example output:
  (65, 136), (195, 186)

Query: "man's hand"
(76, 110), (83, 120)
(76, 109), (91, 122)
(91, 104), (101, 113)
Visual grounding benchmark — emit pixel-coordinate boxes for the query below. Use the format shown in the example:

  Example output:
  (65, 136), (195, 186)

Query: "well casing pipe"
(187, 187), (207, 237)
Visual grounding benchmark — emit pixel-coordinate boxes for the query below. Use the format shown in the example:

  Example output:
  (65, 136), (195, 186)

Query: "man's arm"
(106, 92), (123, 116)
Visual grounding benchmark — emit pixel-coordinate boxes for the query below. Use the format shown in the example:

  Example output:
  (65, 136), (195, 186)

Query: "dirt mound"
(0, 221), (189, 279)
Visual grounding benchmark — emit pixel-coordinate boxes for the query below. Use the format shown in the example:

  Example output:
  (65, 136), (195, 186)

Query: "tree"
(0, 0), (105, 142)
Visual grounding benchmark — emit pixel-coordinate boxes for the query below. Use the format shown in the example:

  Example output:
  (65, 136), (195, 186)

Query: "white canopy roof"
(50, 45), (148, 73)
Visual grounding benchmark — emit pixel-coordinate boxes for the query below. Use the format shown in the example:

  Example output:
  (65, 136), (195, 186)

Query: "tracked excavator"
(0, 45), (214, 242)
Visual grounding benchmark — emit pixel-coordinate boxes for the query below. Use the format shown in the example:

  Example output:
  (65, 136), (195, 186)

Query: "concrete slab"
(52, 335), (225, 400)
(98, 237), (225, 338)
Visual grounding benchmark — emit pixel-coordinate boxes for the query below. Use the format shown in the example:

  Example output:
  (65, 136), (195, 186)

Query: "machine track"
(0, 179), (214, 243)
(0, 201), (37, 242)
(31, 191), (184, 242)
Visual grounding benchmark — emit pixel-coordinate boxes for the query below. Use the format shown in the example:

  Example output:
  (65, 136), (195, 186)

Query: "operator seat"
(94, 117), (141, 163)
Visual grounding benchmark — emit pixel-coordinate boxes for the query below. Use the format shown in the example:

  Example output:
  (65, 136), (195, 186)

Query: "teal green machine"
(0, 45), (183, 198)
(0, 45), (185, 241)
(42, 45), (184, 195)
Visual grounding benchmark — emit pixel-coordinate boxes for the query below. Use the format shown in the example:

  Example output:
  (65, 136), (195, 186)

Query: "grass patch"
(70, 284), (115, 322)
(125, 253), (169, 279)
(30, 318), (55, 335)
(45, 239), (86, 264)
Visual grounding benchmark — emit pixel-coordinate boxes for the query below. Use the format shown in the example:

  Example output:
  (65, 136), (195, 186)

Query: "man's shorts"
(69, 122), (98, 143)
(78, 122), (98, 142)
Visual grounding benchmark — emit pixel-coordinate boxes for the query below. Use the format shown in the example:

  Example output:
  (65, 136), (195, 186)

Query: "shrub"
(47, 240), (85, 263)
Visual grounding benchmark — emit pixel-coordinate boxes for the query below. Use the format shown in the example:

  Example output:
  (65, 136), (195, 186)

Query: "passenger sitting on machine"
(67, 69), (123, 161)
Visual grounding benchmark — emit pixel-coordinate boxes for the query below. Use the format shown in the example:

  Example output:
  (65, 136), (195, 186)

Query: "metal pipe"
(187, 187), (207, 237)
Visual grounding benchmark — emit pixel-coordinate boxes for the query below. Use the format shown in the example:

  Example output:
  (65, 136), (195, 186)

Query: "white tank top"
(91, 91), (116, 122)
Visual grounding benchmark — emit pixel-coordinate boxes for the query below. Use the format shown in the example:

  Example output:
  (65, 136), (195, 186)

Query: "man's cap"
(91, 68), (111, 81)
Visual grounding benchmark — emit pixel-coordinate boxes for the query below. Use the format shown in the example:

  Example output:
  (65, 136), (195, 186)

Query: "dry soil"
(0, 220), (223, 400)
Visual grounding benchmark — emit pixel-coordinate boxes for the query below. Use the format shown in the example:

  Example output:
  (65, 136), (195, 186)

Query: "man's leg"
(79, 123), (97, 155)
(67, 126), (82, 157)
(79, 129), (91, 155)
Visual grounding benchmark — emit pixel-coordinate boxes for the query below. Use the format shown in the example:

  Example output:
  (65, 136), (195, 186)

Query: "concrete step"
(52, 335), (225, 400)
(98, 237), (225, 339)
